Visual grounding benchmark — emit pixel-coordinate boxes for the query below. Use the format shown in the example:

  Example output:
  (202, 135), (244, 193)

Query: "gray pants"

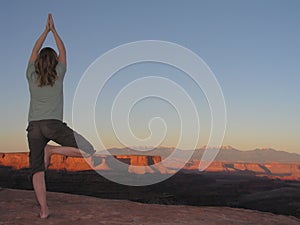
(26, 119), (95, 174)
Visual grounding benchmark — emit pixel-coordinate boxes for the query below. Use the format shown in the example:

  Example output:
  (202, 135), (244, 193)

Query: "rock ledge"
(0, 188), (299, 225)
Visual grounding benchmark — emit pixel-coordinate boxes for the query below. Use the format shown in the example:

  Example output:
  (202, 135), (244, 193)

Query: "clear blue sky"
(0, 0), (299, 153)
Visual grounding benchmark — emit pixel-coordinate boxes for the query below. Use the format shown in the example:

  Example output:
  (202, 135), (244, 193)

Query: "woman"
(26, 14), (95, 219)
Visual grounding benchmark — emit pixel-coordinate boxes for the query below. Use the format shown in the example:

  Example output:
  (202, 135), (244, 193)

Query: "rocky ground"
(1, 166), (300, 220)
(1, 188), (300, 225)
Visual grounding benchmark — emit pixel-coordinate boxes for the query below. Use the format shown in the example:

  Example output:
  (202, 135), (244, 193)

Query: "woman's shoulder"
(26, 61), (36, 80)
(56, 61), (67, 77)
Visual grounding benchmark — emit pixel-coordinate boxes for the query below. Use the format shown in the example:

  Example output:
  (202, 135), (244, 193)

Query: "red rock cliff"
(0, 153), (164, 174)
(1, 153), (299, 179)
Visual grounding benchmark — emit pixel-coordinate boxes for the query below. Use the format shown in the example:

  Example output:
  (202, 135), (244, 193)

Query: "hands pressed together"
(30, 13), (66, 63)
(45, 13), (55, 33)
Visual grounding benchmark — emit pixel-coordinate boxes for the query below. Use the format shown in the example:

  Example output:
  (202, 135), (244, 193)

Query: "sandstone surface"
(1, 188), (300, 225)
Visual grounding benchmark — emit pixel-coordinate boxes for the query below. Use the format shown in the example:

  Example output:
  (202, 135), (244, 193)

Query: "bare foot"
(44, 145), (53, 169)
(39, 207), (50, 219)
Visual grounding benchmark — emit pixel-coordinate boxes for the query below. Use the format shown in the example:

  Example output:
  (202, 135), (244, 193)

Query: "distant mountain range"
(1, 147), (300, 180)
(104, 146), (300, 163)
(1, 146), (299, 163)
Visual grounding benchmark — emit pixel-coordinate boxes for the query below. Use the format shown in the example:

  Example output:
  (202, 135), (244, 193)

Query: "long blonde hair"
(34, 47), (58, 87)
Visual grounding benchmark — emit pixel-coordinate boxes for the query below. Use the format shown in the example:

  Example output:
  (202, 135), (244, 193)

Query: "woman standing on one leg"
(26, 14), (95, 219)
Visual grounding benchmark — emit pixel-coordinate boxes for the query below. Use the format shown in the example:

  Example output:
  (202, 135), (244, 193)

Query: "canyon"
(1, 150), (300, 219)
(1, 151), (299, 180)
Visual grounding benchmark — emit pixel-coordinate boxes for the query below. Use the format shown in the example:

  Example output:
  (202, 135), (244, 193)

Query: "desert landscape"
(1, 147), (300, 224)
(1, 0), (299, 224)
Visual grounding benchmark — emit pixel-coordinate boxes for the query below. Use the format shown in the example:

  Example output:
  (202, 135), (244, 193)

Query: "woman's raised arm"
(49, 14), (66, 66)
(29, 15), (50, 62)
